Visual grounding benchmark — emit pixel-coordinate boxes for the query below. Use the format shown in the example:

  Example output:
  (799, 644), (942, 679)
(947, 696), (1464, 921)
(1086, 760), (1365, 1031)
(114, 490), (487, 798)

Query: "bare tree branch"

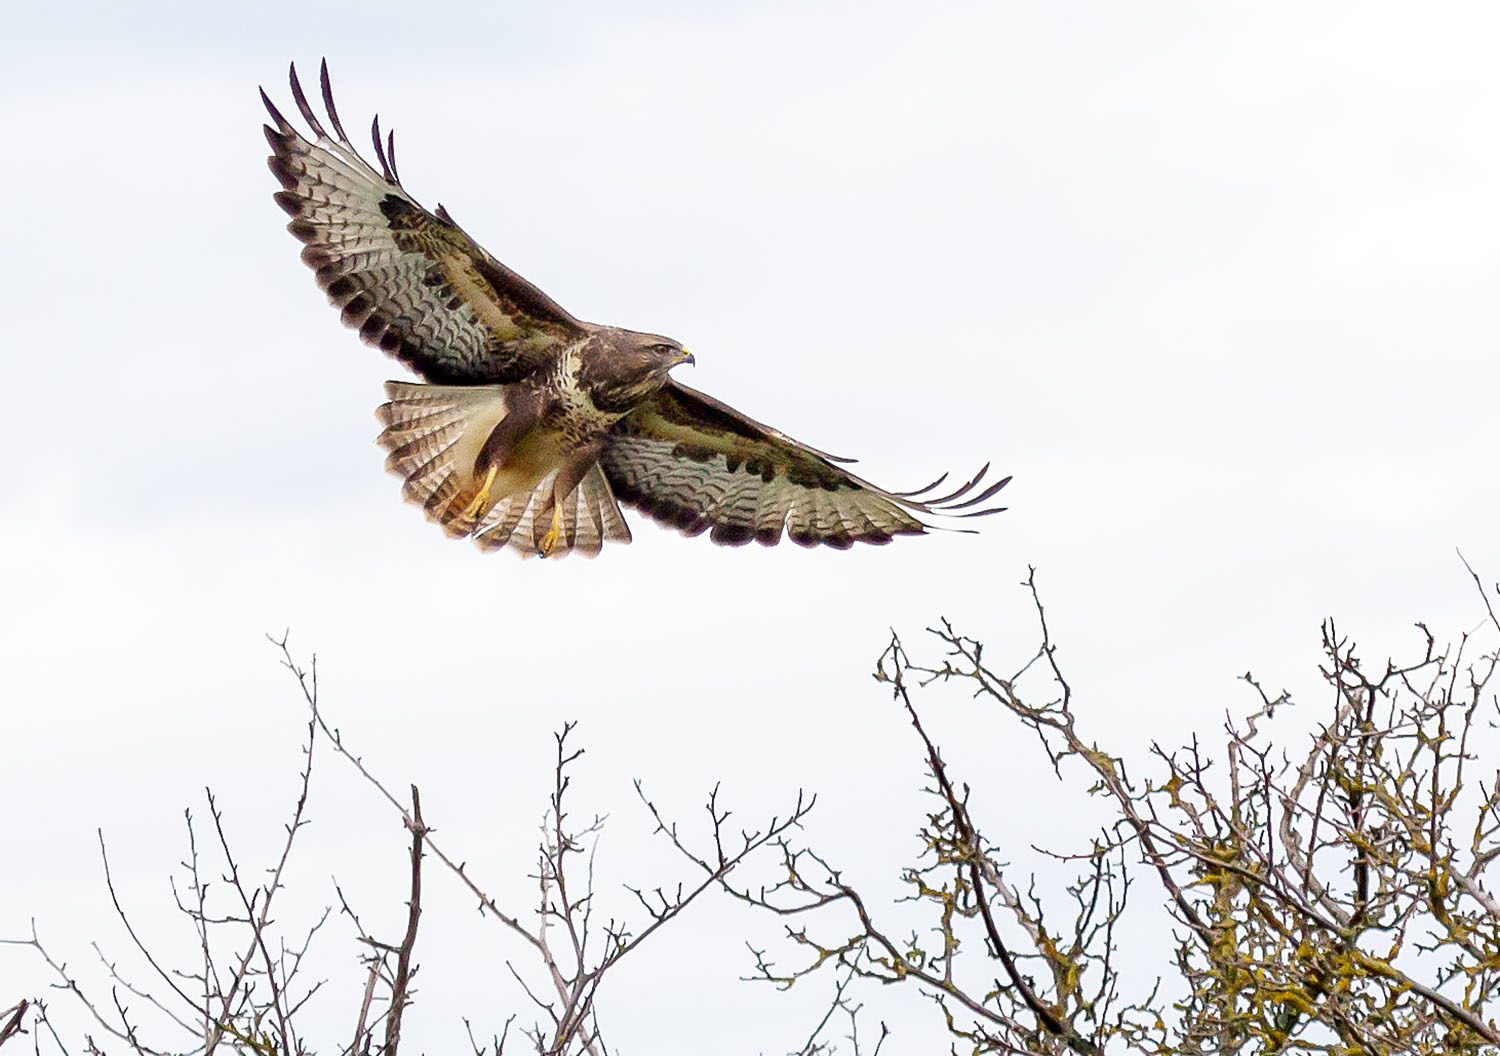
(0, 1001), (28, 1050)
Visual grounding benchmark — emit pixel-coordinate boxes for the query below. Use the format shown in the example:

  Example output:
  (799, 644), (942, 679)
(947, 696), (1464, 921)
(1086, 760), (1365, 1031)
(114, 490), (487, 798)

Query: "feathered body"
(263, 62), (1008, 557)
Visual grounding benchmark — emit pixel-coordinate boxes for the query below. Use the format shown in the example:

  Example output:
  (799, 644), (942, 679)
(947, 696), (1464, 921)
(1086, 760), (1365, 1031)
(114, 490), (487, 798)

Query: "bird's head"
(587, 329), (695, 412)
(631, 333), (695, 374)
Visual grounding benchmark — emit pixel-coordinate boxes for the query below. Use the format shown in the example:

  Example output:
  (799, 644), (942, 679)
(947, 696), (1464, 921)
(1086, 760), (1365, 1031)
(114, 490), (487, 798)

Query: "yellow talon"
(462, 464), (500, 520)
(538, 504), (564, 557)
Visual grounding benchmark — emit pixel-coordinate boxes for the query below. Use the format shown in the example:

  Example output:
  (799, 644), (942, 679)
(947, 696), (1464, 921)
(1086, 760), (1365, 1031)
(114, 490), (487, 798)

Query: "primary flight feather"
(262, 61), (1008, 558)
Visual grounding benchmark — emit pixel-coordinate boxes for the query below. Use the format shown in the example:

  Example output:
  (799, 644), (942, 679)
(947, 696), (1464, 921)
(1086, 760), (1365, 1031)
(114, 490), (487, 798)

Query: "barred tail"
(375, 380), (513, 537)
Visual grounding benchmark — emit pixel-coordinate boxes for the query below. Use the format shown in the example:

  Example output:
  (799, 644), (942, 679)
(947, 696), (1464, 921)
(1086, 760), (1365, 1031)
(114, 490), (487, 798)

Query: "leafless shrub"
(660, 566), (1500, 1054)
(10, 565), (1499, 1055)
(2, 637), (809, 1056)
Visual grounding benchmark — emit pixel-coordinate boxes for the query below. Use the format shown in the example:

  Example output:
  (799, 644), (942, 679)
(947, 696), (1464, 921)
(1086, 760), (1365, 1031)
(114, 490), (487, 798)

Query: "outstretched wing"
(262, 60), (586, 384)
(600, 381), (1009, 548)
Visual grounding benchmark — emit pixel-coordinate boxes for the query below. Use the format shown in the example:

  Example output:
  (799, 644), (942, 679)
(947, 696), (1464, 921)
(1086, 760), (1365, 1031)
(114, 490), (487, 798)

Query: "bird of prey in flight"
(262, 62), (1008, 558)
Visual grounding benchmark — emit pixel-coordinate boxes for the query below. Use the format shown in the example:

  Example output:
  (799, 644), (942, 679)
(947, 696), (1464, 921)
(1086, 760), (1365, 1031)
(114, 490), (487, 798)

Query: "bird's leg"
(538, 502), (565, 558)
(461, 391), (543, 524)
(536, 450), (600, 559)
(461, 463), (500, 521)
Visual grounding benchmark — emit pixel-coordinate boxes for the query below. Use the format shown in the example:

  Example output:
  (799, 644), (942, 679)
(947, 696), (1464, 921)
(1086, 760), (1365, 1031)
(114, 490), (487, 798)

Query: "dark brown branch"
(383, 786), (427, 1056)
(0, 1001), (27, 1050)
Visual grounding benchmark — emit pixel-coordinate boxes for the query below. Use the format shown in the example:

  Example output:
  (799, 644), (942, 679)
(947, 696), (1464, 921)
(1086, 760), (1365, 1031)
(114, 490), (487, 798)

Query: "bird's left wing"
(262, 61), (587, 384)
(601, 381), (1009, 548)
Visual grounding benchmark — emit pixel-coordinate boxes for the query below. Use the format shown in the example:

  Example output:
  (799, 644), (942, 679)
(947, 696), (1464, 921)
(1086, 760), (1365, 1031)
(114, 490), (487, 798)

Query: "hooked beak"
(677, 348), (695, 366)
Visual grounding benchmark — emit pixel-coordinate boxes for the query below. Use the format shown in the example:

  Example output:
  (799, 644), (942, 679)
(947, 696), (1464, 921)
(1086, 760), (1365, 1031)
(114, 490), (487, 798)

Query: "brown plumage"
(263, 61), (1008, 558)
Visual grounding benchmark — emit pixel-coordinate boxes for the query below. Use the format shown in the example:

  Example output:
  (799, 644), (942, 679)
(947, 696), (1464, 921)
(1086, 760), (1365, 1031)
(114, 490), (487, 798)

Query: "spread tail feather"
(374, 381), (631, 558)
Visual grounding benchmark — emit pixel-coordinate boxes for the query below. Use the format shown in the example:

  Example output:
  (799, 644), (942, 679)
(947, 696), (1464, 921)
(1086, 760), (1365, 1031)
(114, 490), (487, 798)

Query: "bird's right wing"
(262, 61), (587, 384)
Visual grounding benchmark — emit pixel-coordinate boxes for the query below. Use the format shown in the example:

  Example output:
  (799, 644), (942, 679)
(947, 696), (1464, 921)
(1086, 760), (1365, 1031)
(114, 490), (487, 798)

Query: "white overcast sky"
(3, 3), (1499, 1052)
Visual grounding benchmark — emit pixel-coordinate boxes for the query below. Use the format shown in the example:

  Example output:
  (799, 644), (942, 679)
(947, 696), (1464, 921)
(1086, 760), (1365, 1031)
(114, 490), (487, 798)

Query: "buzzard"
(262, 62), (1008, 558)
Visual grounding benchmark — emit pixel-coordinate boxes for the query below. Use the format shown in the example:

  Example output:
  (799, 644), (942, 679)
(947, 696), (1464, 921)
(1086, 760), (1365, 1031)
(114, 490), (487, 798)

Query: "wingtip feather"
(944, 474), (1010, 511)
(288, 61), (329, 140)
(318, 59), (353, 145)
(259, 87), (293, 132)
